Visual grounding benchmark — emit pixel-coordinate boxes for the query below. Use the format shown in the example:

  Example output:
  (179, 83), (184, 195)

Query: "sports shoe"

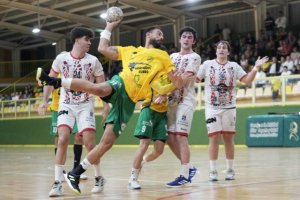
(63, 171), (81, 194)
(36, 67), (62, 89)
(209, 170), (218, 181)
(128, 179), (141, 190)
(91, 176), (106, 193)
(189, 166), (199, 181)
(225, 169), (235, 180)
(48, 181), (63, 197)
(166, 175), (191, 188)
(80, 174), (88, 180)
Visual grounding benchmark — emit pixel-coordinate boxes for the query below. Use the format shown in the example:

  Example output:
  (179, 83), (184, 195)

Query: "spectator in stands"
(245, 33), (255, 46)
(265, 37), (276, 57)
(222, 24), (231, 41)
(277, 40), (292, 57)
(254, 42), (265, 58)
(255, 68), (267, 94)
(275, 11), (287, 30)
(264, 12), (275, 40)
(281, 56), (294, 71)
(290, 47), (300, 65)
(286, 31), (297, 47)
(281, 65), (292, 85)
(296, 38), (300, 49)
(268, 56), (281, 76)
(293, 64), (300, 74)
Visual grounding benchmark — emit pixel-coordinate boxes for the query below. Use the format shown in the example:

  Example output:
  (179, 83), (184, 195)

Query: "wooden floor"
(1, 146), (300, 200)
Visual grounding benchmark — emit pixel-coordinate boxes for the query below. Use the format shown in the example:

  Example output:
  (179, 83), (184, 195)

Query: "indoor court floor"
(0, 146), (299, 200)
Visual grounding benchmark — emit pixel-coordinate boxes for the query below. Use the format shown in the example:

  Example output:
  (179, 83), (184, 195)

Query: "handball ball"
(106, 7), (123, 22)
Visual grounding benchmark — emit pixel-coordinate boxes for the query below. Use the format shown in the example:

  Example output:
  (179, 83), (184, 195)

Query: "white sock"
(93, 164), (101, 177)
(130, 168), (140, 181)
(226, 159), (234, 170)
(54, 165), (64, 182)
(81, 158), (91, 170)
(180, 164), (190, 179)
(209, 160), (217, 171)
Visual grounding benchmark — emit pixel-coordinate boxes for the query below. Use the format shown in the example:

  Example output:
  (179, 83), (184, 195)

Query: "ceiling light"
(52, 42), (56, 46)
(32, 28), (40, 33)
(100, 13), (107, 19)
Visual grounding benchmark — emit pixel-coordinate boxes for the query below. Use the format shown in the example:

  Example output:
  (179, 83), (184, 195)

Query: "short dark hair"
(145, 26), (161, 34)
(70, 27), (94, 44)
(216, 40), (231, 53)
(179, 26), (198, 42)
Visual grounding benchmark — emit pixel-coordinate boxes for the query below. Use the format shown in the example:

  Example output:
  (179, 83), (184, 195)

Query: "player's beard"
(149, 38), (163, 49)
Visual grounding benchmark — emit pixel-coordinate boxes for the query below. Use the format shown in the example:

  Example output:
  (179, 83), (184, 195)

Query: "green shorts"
(103, 75), (136, 137)
(134, 107), (168, 141)
(50, 111), (78, 136)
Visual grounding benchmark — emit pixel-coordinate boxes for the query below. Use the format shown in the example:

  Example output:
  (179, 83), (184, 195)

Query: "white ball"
(106, 7), (123, 22)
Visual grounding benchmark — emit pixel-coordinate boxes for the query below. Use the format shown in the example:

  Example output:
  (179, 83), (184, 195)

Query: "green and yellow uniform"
(134, 72), (175, 141)
(104, 46), (174, 137)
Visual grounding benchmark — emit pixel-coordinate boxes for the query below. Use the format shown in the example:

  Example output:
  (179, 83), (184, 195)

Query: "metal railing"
(1, 75), (300, 119)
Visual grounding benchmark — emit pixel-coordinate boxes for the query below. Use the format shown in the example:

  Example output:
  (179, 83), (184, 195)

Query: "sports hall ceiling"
(0, 0), (292, 50)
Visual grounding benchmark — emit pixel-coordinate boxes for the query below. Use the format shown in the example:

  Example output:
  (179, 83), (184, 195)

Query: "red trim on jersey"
(168, 131), (188, 137)
(57, 124), (72, 132)
(51, 68), (59, 74)
(215, 59), (228, 65)
(79, 128), (96, 136)
(239, 74), (247, 81)
(70, 52), (85, 60)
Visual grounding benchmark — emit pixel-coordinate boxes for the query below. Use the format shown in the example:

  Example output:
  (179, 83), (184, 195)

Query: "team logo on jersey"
(58, 110), (68, 116)
(181, 115), (187, 121)
(206, 117), (216, 124)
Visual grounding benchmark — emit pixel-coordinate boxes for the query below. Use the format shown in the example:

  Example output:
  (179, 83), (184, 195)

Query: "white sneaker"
(91, 176), (106, 193)
(80, 174), (88, 180)
(225, 169), (235, 180)
(49, 181), (63, 197)
(209, 170), (218, 181)
(128, 179), (141, 190)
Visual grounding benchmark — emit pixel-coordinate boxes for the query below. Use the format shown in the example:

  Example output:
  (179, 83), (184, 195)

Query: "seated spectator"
(286, 31), (297, 47)
(240, 54), (250, 72)
(255, 68), (267, 94)
(281, 65), (292, 85)
(290, 47), (300, 65)
(293, 64), (300, 74)
(277, 40), (292, 57)
(268, 56), (281, 76)
(281, 56), (294, 71)
(245, 33), (255, 46)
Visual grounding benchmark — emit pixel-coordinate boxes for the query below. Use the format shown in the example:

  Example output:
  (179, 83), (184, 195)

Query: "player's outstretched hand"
(255, 56), (269, 67)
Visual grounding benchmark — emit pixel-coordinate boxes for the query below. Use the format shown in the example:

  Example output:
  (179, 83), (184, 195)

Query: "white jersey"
(169, 52), (201, 108)
(52, 52), (104, 105)
(197, 59), (247, 109)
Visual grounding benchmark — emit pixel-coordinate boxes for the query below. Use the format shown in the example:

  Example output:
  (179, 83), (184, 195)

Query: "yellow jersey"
(49, 88), (60, 112)
(117, 46), (175, 103)
(143, 71), (175, 112)
(49, 74), (61, 112)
